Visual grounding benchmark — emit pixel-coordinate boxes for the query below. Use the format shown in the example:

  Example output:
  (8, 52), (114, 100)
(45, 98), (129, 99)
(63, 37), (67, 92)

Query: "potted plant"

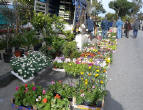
(10, 51), (51, 82)
(12, 84), (46, 110)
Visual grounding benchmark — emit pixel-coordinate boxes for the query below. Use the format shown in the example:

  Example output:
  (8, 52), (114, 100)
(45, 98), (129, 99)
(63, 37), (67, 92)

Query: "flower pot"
(3, 53), (12, 63)
(72, 97), (104, 110)
(11, 99), (36, 110)
(14, 50), (21, 57)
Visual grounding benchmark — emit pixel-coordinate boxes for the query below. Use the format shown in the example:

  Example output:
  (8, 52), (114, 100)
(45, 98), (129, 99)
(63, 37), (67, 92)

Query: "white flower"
(18, 69), (22, 72)
(36, 98), (39, 102)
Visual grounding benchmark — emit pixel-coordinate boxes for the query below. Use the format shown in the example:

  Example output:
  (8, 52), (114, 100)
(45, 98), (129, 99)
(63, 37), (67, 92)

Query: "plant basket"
(72, 97), (104, 110)
(11, 99), (37, 110)
(11, 71), (35, 83)
(52, 68), (65, 72)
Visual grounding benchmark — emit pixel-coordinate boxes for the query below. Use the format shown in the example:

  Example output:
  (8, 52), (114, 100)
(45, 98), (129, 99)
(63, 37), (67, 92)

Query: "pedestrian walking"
(101, 17), (108, 39)
(112, 20), (117, 33)
(86, 16), (94, 40)
(132, 18), (140, 38)
(124, 20), (131, 38)
(116, 17), (123, 39)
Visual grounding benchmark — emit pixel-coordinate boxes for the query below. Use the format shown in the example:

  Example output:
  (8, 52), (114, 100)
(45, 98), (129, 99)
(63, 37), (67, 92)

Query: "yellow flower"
(69, 63), (72, 66)
(80, 72), (84, 75)
(85, 81), (88, 85)
(89, 59), (93, 62)
(96, 70), (100, 72)
(89, 66), (92, 69)
(95, 74), (99, 78)
(81, 78), (83, 80)
(100, 80), (104, 84)
(106, 58), (110, 63)
(85, 79), (88, 82)
(76, 28), (79, 32)
(88, 73), (92, 76)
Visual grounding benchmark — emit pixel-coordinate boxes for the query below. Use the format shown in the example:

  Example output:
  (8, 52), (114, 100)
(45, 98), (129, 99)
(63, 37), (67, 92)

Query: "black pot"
(34, 43), (42, 51)
(68, 97), (73, 102)
(3, 53), (12, 63)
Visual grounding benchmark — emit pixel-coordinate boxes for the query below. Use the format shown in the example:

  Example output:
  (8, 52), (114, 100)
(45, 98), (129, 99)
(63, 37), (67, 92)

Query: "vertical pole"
(90, 0), (92, 5)
(34, 0), (37, 12)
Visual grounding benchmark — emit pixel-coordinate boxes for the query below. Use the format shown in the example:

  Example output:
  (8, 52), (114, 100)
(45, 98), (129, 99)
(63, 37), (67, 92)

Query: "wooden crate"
(72, 97), (104, 110)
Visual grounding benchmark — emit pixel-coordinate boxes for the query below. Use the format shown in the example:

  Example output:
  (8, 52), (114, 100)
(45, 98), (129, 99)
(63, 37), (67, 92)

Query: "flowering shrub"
(10, 51), (51, 79)
(14, 84), (44, 106)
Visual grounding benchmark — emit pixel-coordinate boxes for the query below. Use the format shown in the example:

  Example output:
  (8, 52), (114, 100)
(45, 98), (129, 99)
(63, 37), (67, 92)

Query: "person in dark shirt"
(124, 20), (131, 38)
(101, 17), (109, 39)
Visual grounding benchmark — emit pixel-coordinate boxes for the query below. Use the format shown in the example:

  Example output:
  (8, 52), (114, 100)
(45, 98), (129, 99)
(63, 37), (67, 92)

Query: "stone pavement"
(0, 60), (11, 76)
(104, 30), (143, 110)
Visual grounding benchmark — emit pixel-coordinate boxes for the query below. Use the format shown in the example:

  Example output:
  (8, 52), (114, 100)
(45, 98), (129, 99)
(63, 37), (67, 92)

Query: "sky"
(99, 0), (143, 17)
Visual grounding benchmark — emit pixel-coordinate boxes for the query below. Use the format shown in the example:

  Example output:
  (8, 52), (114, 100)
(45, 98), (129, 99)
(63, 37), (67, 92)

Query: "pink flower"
(80, 93), (85, 97)
(51, 81), (55, 85)
(109, 29), (112, 32)
(16, 86), (19, 91)
(32, 86), (36, 91)
(76, 61), (80, 64)
(24, 88), (28, 93)
(58, 80), (62, 83)
(92, 86), (95, 89)
(42, 89), (46, 95)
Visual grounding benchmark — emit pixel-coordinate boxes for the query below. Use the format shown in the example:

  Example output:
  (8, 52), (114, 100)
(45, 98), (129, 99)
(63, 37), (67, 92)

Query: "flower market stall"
(11, 27), (117, 110)
(6, 2), (119, 108)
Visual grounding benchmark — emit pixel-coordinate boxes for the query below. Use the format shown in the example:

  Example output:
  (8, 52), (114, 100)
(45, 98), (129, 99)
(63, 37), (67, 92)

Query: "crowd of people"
(86, 16), (143, 40)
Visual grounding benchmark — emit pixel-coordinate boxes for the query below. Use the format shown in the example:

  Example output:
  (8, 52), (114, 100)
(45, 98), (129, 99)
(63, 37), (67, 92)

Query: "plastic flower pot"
(11, 99), (36, 110)
(72, 97), (104, 110)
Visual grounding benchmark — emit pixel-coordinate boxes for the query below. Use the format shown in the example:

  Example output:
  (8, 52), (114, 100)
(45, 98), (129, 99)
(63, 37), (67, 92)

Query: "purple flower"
(61, 57), (65, 61)
(51, 81), (55, 85)
(32, 86), (36, 91)
(70, 83), (74, 87)
(16, 86), (19, 91)
(88, 63), (93, 66)
(80, 93), (85, 97)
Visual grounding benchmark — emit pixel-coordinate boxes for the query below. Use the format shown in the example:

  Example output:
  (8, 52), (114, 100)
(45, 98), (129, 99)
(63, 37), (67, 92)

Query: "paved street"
(0, 30), (143, 110)
(104, 30), (143, 110)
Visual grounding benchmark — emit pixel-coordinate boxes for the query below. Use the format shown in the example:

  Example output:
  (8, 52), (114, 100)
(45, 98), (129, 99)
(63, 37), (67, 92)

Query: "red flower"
(42, 98), (47, 103)
(32, 86), (36, 91)
(25, 84), (28, 88)
(16, 86), (19, 91)
(55, 94), (61, 99)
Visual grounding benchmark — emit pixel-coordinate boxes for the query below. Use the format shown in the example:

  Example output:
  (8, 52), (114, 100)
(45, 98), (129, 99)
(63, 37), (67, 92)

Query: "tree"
(131, 0), (143, 15)
(87, 0), (105, 16)
(109, 0), (135, 17)
(106, 13), (117, 21)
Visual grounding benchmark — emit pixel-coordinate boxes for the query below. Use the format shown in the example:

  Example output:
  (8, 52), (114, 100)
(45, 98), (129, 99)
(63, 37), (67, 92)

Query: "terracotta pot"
(14, 51), (21, 57)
